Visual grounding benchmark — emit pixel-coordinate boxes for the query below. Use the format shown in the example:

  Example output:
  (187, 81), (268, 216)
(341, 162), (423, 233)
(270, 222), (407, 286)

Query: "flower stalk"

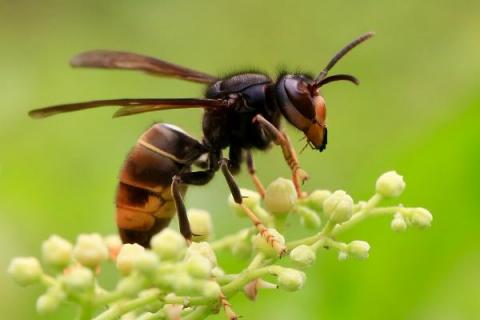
(7, 171), (431, 319)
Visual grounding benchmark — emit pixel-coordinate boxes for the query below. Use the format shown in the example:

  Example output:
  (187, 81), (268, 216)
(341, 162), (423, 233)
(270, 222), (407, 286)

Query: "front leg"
(252, 114), (308, 198)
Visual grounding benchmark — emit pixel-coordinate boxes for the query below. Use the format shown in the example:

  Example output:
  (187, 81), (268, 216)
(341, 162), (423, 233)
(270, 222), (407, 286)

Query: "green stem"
(139, 309), (166, 320)
(210, 228), (254, 251)
(183, 306), (211, 320)
(247, 253), (265, 270)
(286, 219), (335, 250)
(332, 193), (383, 236)
(94, 290), (125, 307)
(93, 292), (162, 320)
(40, 274), (56, 287)
(77, 306), (94, 320)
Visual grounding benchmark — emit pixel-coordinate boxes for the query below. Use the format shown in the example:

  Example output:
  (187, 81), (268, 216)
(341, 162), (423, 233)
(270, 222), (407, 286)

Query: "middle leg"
(246, 150), (266, 198)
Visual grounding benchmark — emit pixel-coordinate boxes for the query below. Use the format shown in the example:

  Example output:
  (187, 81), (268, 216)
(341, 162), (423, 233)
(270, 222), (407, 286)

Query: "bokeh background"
(1, 0), (479, 319)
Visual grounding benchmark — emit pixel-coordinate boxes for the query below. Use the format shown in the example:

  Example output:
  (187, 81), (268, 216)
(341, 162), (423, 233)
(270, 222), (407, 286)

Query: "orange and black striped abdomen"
(116, 123), (206, 247)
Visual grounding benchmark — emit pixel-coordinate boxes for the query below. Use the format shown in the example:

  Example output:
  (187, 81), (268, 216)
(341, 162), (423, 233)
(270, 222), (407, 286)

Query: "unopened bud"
(134, 251), (159, 275)
(151, 229), (186, 261)
(376, 171), (405, 198)
(391, 212), (407, 232)
(306, 190), (332, 211)
(323, 190), (354, 224)
(117, 273), (145, 296)
(338, 251), (348, 261)
(202, 281), (222, 299)
(185, 242), (217, 266)
(42, 235), (72, 268)
(347, 240), (370, 260)
(116, 243), (145, 275)
(410, 208), (433, 229)
(173, 272), (195, 296)
(185, 254), (212, 279)
(8, 257), (43, 287)
(73, 233), (108, 268)
(252, 228), (285, 258)
(231, 230), (253, 258)
(187, 209), (213, 242)
(228, 189), (260, 217)
(36, 289), (63, 315)
(277, 268), (305, 291)
(264, 178), (297, 214)
(62, 266), (94, 293)
(290, 245), (316, 268)
(104, 235), (122, 260)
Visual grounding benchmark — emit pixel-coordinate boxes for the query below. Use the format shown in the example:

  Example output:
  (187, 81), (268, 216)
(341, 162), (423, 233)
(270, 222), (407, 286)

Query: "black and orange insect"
(29, 32), (374, 248)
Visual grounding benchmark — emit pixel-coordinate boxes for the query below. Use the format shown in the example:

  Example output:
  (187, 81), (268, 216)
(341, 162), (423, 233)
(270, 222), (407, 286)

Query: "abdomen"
(115, 123), (204, 247)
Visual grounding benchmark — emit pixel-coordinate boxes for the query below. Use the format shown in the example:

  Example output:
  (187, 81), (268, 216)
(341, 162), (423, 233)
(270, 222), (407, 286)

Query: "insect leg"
(220, 292), (238, 320)
(171, 170), (215, 241)
(219, 158), (286, 256)
(228, 145), (244, 175)
(252, 114), (308, 198)
(246, 150), (266, 198)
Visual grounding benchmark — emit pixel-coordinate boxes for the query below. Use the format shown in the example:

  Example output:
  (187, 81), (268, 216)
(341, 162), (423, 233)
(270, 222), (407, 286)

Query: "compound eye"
(284, 77), (316, 120)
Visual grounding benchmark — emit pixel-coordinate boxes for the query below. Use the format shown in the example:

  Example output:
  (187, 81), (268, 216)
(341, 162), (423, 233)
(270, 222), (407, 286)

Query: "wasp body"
(29, 32), (374, 247)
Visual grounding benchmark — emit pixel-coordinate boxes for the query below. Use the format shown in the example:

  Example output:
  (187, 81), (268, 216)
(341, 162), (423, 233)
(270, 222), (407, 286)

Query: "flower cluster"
(7, 170), (432, 319)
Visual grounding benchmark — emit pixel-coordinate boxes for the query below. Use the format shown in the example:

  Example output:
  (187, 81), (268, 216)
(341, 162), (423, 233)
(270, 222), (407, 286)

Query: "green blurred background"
(1, 0), (479, 319)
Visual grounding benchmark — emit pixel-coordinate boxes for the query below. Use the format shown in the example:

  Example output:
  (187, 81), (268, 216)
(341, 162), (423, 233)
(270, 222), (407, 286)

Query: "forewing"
(70, 50), (218, 84)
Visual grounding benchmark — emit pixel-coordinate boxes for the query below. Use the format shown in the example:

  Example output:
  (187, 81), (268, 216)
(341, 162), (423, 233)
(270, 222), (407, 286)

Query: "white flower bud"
(185, 254), (212, 279)
(290, 245), (316, 268)
(230, 229), (253, 258)
(185, 242), (217, 266)
(116, 243), (145, 275)
(338, 251), (348, 261)
(104, 234), (122, 259)
(36, 290), (63, 315)
(296, 206), (322, 229)
(173, 272), (196, 295)
(410, 208), (433, 229)
(277, 268), (305, 291)
(376, 171), (405, 198)
(8, 257), (43, 287)
(211, 266), (225, 278)
(347, 240), (370, 260)
(117, 273), (145, 296)
(353, 201), (367, 213)
(187, 209), (213, 242)
(202, 281), (222, 299)
(41, 235), (72, 268)
(252, 228), (285, 258)
(134, 251), (159, 275)
(391, 212), (407, 232)
(306, 190), (332, 211)
(62, 266), (94, 293)
(163, 303), (182, 320)
(231, 240), (252, 259)
(151, 229), (187, 261)
(228, 188), (261, 217)
(323, 190), (354, 224)
(73, 234), (108, 268)
(264, 178), (297, 214)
